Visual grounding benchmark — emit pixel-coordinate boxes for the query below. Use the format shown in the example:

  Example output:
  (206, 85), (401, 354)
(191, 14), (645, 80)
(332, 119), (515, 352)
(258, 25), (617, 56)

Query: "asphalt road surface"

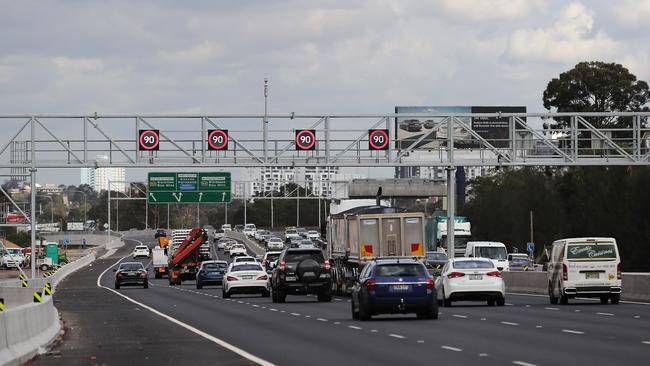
(29, 233), (650, 366)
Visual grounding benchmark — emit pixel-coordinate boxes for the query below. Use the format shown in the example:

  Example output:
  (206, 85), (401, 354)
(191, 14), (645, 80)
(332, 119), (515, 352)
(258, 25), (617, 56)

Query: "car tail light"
(257, 275), (268, 280)
(426, 277), (435, 289)
(617, 263), (621, 280)
(486, 271), (501, 277)
(140, 271), (147, 278)
(226, 275), (238, 281)
(278, 260), (286, 271)
(324, 259), (330, 271)
(447, 271), (466, 279)
(562, 263), (568, 281)
(116, 272), (123, 278)
(364, 279), (376, 290)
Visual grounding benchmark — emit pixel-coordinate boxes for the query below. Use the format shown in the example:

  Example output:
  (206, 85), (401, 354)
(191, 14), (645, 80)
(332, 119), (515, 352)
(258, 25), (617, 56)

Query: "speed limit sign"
(368, 129), (389, 150)
(207, 129), (229, 150)
(138, 129), (160, 151)
(295, 129), (316, 150)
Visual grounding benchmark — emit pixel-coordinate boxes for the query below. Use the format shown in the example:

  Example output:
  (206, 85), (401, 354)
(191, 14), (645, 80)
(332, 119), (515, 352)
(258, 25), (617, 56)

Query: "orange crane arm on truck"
(170, 227), (206, 268)
(158, 235), (169, 248)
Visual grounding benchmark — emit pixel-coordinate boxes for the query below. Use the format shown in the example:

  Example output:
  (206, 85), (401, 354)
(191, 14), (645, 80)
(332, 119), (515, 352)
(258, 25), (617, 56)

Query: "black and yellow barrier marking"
(33, 291), (43, 303)
(18, 274), (26, 280)
(0, 298), (4, 312)
(44, 284), (53, 296)
(21, 280), (28, 288)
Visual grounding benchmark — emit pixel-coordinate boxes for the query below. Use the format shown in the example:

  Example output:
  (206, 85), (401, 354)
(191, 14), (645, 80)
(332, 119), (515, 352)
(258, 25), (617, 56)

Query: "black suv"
(271, 247), (332, 303)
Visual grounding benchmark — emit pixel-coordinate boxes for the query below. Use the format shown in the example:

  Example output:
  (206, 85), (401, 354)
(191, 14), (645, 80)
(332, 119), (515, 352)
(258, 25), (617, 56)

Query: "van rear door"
(565, 241), (618, 284)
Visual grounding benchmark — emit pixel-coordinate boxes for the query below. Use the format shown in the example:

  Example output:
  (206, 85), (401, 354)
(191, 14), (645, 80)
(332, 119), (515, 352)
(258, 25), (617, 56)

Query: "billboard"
(395, 106), (526, 149)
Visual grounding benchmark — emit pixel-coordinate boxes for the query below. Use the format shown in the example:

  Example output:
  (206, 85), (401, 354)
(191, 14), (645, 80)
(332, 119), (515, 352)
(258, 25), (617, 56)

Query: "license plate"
(392, 284), (410, 291)
(127, 272), (137, 276)
(469, 274), (483, 280)
(285, 276), (297, 281)
(242, 276), (253, 280)
(586, 272), (599, 280)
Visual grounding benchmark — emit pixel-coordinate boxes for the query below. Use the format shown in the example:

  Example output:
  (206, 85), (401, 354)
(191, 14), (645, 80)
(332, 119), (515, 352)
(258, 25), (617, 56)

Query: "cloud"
(159, 42), (222, 62)
(613, 0), (650, 29)
(505, 2), (622, 63)
(53, 56), (104, 72)
(440, 0), (546, 20)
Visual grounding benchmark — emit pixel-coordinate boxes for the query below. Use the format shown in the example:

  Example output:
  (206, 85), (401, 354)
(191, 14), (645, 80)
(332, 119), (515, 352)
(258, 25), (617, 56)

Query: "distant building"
(241, 167), (362, 199)
(80, 156), (126, 192)
(37, 184), (64, 194)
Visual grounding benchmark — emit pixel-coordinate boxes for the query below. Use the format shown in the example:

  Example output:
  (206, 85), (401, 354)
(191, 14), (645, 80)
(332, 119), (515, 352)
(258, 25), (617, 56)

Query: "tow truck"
(168, 227), (207, 286)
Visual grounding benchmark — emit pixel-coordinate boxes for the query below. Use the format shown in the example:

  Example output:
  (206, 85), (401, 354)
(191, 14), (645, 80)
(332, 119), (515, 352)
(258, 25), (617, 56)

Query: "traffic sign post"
(295, 129), (316, 150)
(207, 129), (229, 150)
(368, 129), (389, 150)
(527, 242), (535, 253)
(138, 129), (160, 151)
(147, 172), (231, 204)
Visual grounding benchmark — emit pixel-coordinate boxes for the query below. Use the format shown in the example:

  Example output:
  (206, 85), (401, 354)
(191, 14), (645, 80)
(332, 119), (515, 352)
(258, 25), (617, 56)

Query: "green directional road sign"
(147, 172), (231, 203)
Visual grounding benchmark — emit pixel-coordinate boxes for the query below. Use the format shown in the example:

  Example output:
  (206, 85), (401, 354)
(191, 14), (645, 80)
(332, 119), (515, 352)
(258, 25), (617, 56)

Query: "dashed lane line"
(317, 318), (328, 322)
(500, 321), (519, 326)
(441, 346), (462, 352)
(389, 334), (405, 339)
(562, 329), (585, 335)
(348, 325), (362, 330)
(513, 361), (539, 366)
(452, 314), (468, 319)
(596, 312), (614, 316)
(545, 307), (559, 311)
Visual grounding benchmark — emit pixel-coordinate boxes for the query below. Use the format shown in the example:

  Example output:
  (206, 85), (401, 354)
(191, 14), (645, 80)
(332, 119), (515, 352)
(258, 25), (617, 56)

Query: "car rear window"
(204, 263), (227, 270)
(426, 252), (447, 261)
(567, 244), (617, 260)
(119, 263), (144, 270)
(232, 264), (262, 272)
(453, 260), (494, 269)
(285, 250), (324, 263)
(286, 229), (297, 234)
(375, 264), (426, 277)
(265, 253), (280, 262)
(511, 258), (532, 265)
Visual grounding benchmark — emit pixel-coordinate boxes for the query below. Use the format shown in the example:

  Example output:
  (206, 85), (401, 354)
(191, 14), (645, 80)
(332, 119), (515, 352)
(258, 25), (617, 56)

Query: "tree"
(543, 61), (649, 128)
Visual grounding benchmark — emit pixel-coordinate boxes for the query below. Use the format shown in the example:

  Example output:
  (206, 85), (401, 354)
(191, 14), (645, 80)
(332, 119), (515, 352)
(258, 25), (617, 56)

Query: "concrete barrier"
(503, 271), (650, 302)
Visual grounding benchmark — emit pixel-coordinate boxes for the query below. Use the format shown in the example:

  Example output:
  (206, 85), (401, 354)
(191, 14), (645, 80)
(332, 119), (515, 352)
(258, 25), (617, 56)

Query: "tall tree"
(543, 61), (649, 128)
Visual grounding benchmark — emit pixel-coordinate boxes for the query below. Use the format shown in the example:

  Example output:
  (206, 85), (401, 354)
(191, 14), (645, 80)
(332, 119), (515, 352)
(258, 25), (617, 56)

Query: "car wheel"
(600, 296), (609, 304)
(442, 288), (452, 307)
(317, 290), (332, 302)
(549, 283), (559, 305)
(611, 294), (620, 304)
(143, 281), (148, 289)
(496, 296), (505, 306)
(114, 282), (120, 289)
(40, 264), (49, 271)
(560, 293), (569, 305)
(261, 289), (270, 298)
(197, 281), (203, 289)
(276, 288), (286, 303)
(271, 287), (278, 303)
(358, 300), (371, 321)
(487, 299), (495, 306)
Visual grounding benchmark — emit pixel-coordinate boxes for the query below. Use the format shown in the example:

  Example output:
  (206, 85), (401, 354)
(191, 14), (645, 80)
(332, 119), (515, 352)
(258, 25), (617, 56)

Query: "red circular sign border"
(295, 130), (316, 150)
(369, 129), (389, 150)
(208, 129), (229, 150)
(139, 130), (159, 150)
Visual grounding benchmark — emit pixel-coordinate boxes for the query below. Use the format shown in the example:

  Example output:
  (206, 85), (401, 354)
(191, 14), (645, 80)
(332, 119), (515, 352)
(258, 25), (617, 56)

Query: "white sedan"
(307, 230), (320, 240)
(229, 244), (248, 257)
(222, 262), (270, 298)
(435, 257), (505, 307)
(132, 245), (150, 259)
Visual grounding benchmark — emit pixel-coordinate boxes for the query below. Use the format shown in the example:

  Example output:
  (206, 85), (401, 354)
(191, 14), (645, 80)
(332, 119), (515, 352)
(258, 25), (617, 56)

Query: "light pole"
(263, 78), (269, 162)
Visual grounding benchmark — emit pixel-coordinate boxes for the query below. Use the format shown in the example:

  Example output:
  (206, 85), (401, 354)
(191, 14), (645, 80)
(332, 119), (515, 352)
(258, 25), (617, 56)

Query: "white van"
(547, 237), (621, 305)
(465, 241), (509, 271)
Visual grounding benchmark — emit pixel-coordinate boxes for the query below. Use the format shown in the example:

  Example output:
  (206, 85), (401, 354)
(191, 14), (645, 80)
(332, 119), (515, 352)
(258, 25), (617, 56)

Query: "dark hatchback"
(271, 247), (332, 303)
(114, 262), (148, 289)
(424, 251), (448, 276)
(351, 258), (437, 321)
(196, 260), (228, 288)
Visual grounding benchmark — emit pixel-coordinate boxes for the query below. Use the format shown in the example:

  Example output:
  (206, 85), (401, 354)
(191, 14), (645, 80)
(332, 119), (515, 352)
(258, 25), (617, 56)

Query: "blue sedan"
(196, 260), (228, 289)
(351, 258), (438, 320)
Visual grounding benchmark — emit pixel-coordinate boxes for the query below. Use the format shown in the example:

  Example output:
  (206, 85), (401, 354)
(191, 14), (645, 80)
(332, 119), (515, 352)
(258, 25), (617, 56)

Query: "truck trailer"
(327, 205), (425, 295)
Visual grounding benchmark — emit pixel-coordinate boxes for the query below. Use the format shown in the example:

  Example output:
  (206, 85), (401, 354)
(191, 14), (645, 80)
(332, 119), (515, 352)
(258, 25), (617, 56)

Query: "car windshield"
(453, 260), (494, 269)
(6, 249), (22, 255)
(286, 229), (297, 234)
(426, 252), (447, 261)
(245, 225), (255, 229)
(475, 247), (507, 260)
(119, 263), (144, 271)
(375, 264), (426, 277)
(285, 251), (324, 263)
(566, 244), (617, 260)
(232, 264), (262, 272)
(203, 263), (227, 271)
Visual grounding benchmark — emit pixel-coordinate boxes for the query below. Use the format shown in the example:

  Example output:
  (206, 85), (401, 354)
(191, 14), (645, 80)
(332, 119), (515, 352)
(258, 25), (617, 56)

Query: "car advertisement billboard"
(395, 106), (526, 149)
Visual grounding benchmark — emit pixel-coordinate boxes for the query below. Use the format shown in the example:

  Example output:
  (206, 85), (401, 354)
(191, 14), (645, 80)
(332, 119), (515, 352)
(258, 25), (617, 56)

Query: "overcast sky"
(2, 0), (649, 184)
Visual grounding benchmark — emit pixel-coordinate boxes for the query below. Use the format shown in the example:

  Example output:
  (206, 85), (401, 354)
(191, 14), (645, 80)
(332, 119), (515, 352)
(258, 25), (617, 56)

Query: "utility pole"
(263, 78), (269, 162)
(107, 180), (111, 242)
(29, 168), (36, 278)
(530, 210), (534, 243)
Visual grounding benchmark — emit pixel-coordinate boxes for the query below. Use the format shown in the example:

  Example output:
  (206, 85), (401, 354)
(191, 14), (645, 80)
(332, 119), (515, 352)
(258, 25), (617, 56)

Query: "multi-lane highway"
(30, 233), (650, 366)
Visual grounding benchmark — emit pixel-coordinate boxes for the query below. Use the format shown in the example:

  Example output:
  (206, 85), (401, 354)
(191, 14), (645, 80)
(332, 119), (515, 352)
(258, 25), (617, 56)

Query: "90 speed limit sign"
(368, 129), (389, 150)
(138, 129), (160, 151)
(295, 129), (316, 150)
(207, 129), (229, 150)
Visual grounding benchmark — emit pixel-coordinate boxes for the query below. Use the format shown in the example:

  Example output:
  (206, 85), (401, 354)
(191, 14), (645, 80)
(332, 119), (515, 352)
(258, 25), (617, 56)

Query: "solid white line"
(441, 346), (462, 352)
(348, 325), (362, 330)
(562, 329), (584, 335)
(452, 314), (468, 318)
(513, 361), (538, 366)
(596, 312), (614, 316)
(508, 292), (650, 306)
(97, 254), (275, 366)
(501, 321), (519, 326)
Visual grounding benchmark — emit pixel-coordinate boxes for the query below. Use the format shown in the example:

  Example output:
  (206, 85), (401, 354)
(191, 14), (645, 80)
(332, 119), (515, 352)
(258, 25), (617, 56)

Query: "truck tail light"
(226, 275), (238, 281)
(617, 263), (621, 280)
(364, 279), (376, 290)
(562, 264), (568, 281)
(278, 260), (286, 271)
(257, 275), (268, 280)
(324, 260), (330, 271)
(447, 272), (465, 279)
(426, 277), (435, 289)
(486, 271), (501, 277)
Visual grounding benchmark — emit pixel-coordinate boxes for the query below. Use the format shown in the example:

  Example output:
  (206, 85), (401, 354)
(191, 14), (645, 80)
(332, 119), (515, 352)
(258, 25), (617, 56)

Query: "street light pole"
(263, 78), (269, 162)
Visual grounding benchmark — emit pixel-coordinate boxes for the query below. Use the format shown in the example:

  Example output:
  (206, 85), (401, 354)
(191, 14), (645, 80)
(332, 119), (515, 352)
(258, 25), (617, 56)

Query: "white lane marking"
(237, 301), (244, 304)
(501, 321), (519, 326)
(370, 329), (378, 333)
(479, 353), (488, 357)
(280, 310), (285, 313)
(269, 308), (278, 312)
(562, 329), (584, 335)
(335, 298), (342, 301)
(441, 346), (462, 352)
(389, 334), (405, 339)
(525, 305), (531, 308)
(97, 255), (275, 366)
(597, 312), (614, 316)
(417, 340), (425, 344)
(505, 303), (514, 306)
(334, 322), (341, 325)
(480, 318), (487, 321)
(634, 316), (641, 319)
(347, 300), (351, 303)
(452, 314), (468, 318)
(348, 325), (362, 330)
(536, 325), (543, 328)
(574, 310), (581, 313)
(290, 312), (301, 316)
(508, 292), (650, 306)
(304, 315), (311, 318)
(252, 304), (260, 308)
(545, 307), (559, 311)
(642, 341), (650, 345)
(317, 318), (328, 322)
(513, 361), (539, 366)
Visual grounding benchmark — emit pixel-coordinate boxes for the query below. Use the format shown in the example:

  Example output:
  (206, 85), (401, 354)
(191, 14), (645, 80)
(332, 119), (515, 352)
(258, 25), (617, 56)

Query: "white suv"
(132, 245), (150, 259)
(267, 237), (284, 251)
(243, 224), (257, 237)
